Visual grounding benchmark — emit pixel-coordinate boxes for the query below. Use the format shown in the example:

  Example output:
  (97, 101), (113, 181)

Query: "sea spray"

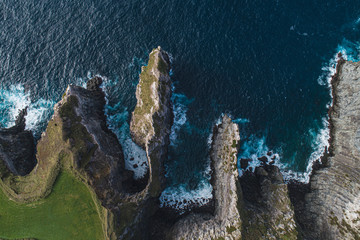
(159, 180), (213, 213)
(0, 84), (55, 137)
(169, 87), (193, 146)
(240, 40), (360, 183)
(100, 75), (149, 180)
(105, 104), (148, 179)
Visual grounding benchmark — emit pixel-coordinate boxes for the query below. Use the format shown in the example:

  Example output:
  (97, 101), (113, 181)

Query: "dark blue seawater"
(1, 0), (360, 208)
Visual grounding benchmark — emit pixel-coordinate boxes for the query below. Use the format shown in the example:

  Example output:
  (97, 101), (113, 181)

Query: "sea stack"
(130, 46), (173, 197)
(170, 115), (242, 239)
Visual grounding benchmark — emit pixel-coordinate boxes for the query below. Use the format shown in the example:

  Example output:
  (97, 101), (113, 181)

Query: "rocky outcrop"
(302, 58), (360, 240)
(116, 46), (173, 239)
(0, 77), (133, 238)
(170, 115), (242, 240)
(240, 166), (298, 240)
(169, 115), (298, 240)
(130, 46), (172, 197)
(2, 47), (360, 240)
(63, 77), (131, 206)
(0, 47), (173, 240)
(0, 108), (36, 176)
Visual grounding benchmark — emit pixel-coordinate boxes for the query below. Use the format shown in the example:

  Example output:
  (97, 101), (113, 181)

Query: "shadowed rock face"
(240, 165), (298, 240)
(64, 76), (132, 207)
(302, 59), (360, 240)
(0, 108), (36, 176)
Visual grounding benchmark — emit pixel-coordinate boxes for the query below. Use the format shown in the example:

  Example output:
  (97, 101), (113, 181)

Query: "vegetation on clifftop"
(0, 171), (103, 240)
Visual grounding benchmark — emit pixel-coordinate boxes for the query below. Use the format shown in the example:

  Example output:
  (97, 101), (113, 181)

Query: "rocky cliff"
(0, 76), (135, 238)
(0, 108), (36, 176)
(170, 115), (242, 240)
(301, 58), (360, 240)
(130, 46), (172, 197)
(1, 48), (359, 240)
(168, 115), (298, 240)
(0, 47), (173, 240)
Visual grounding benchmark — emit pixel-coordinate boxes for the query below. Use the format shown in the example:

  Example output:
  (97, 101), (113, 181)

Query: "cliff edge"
(170, 115), (242, 240)
(303, 59), (360, 240)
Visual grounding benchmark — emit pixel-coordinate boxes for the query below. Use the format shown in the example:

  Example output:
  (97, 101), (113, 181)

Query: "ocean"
(1, 0), (360, 210)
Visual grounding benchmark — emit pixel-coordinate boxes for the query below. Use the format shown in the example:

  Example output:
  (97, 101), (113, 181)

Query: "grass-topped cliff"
(0, 77), (125, 239)
(0, 48), (174, 240)
(0, 171), (103, 240)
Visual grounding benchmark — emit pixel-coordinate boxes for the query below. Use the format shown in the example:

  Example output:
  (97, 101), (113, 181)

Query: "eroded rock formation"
(240, 166), (298, 239)
(0, 48), (359, 240)
(0, 108), (36, 176)
(302, 58), (360, 240)
(130, 46), (172, 197)
(170, 115), (242, 240)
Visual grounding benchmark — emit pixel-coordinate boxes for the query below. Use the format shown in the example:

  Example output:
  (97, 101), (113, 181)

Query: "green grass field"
(0, 171), (104, 240)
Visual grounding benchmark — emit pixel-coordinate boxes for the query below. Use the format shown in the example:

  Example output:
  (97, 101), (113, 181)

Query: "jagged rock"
(240, 165), (298, 240)
(6, 47), (360, 240)
(0, 108), (36, 176)
(170, 115), (242, 240)
(63, 76), (131, 206)
(115, 46), (173, 240)
(303, 59), (360, 240)
(130, 46), (172, 197)
(0, 76), (132, 239)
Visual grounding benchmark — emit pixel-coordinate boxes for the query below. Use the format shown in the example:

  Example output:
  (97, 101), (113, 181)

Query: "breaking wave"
(101, 76), (149, 180)
(159, 180), (213, 213)
(170, 87), (193, 146)
(0, 84), (55, 138)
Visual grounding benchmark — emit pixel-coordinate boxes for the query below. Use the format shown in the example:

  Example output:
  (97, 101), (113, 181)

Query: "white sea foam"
(169, 87), (193, 146)
(237, 130), (330, 183)
(100, 75), (149, 180)
(0, 84), (55, 135)
(272, 41), (359, 182)
(233, 117), (250, 124)
(159, 180), (213, 212)
(238, 135), (282, 176)
(161, 124), (214, 210)
(280, 118), (330, 182)
(105, 104), (149, 179)
(26, 98), (56, 132)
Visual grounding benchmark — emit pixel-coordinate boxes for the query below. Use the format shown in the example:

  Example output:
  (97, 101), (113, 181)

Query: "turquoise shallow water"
(1, 0), (360, 208)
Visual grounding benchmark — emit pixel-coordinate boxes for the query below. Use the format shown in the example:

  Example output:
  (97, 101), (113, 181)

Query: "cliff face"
(130, 46), (172, 197)
(169, 116), (298, 240)
(63, 77), (130, 206)
(0, 77), (134, 238)
(0, 108), (36, 176)
(1, 48), (359, 240)
(170, 115), (242, 240)
(114, 46), (173, 239)
(0, 47), (173, 240)
(303, 59), (360, 240)
(240, 166), (298, 240)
